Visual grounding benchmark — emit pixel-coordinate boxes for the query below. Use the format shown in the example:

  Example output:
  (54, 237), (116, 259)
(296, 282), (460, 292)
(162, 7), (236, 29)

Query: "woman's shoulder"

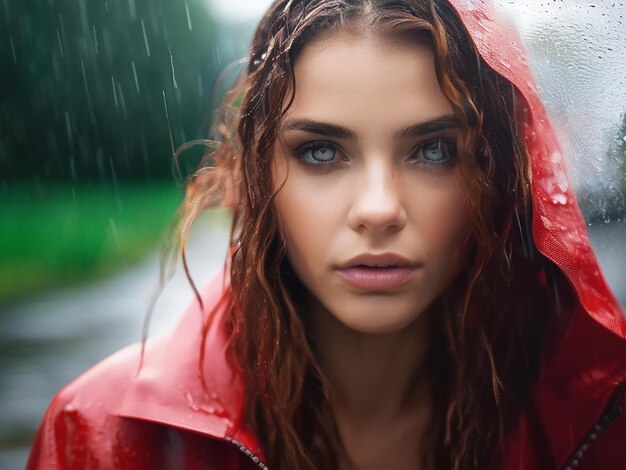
(501, 300), (626, 469)
(27, 354), (257, 470)
(27, 272), (267, 469)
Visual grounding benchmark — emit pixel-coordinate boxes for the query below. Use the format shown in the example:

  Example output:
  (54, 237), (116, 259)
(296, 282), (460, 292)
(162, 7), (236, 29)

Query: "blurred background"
(0, 0), (625, 467)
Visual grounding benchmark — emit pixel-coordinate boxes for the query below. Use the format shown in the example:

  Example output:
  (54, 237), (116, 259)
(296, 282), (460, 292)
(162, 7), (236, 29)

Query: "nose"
(347, 161), (407, 235)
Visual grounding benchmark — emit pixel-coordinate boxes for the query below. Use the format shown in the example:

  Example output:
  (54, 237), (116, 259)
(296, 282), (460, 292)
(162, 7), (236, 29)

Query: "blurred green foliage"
(0, 183), (183, 304)
(0, 0), (252, 301)
(1, 0), (231, 181)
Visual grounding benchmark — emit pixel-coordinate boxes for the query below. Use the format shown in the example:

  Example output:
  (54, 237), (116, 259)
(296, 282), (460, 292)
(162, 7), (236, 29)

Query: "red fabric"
(28, 1), (626, 469)
(27, 276), (267, 469)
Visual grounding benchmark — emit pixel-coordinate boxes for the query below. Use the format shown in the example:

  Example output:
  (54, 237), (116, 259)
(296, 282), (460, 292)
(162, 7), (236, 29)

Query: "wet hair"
(178, 0), (570, 468)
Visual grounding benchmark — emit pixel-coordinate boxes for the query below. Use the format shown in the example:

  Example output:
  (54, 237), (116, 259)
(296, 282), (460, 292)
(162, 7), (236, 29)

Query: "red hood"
(450, 0), (625, 337)
(448, 1), (626, 467)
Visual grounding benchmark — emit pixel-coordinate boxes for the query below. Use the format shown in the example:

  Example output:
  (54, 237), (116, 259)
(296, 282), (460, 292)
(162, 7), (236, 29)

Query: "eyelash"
(293, 140), (344, 167)
(292, 138), (458, 167)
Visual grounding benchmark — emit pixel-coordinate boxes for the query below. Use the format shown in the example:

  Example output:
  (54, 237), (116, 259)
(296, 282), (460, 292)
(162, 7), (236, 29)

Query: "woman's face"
(272, 30), (471, 334)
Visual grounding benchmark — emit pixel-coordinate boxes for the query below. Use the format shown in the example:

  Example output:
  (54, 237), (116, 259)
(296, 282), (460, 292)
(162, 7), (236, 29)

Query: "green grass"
(0, 182), (185, 304)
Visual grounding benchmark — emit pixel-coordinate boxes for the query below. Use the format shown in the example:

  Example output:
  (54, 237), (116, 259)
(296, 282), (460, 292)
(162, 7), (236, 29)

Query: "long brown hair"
(178, 0), (570, 468)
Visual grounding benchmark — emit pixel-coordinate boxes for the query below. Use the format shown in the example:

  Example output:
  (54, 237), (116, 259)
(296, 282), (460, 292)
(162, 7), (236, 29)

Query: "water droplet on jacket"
(540, 215), (553, 229)
(185, 391), (200, 411)
(552, 194), (568, 205)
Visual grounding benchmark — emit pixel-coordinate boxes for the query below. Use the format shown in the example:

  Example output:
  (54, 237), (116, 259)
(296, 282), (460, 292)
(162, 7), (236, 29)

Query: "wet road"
(1, 220), (624, 469)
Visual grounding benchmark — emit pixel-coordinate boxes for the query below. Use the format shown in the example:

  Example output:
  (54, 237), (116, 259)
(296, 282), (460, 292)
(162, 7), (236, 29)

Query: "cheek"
(415, 182), (471, 260)
(272, 158), (330, 271)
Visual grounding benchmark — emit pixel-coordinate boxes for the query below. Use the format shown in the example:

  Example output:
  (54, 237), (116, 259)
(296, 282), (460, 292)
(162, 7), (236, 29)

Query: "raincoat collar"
(118, 1), (626, 468)
(118, 273), (267, 466)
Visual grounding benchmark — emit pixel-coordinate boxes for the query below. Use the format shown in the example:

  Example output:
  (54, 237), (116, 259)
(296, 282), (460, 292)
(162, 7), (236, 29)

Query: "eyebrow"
(394, 115), (460, 139)
(281, 119), (357, 139)
(281, 115), (459, 140)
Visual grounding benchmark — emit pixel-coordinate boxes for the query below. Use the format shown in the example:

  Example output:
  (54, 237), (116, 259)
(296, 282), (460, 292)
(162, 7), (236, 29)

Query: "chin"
(329, 302), (431, 335)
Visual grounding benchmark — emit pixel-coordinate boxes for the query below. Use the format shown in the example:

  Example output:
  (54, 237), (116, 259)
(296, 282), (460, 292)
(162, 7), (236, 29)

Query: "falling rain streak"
(65, 111), (73, 146)
(117, 82), (128, 118)
(185, 1), (193, 31)
(80, 60), (95, 125)
(56, 28), (65, 58)
(9, 35), (17, 64)
(162, 90), (176, 158)
(128, 0), (137, 21)
(170, 53), (180, 96)
(141, 19), (151, 57)
(92, 25), (99, 55)
(111, 76), (118, 108)
(131, 61), (140, 94)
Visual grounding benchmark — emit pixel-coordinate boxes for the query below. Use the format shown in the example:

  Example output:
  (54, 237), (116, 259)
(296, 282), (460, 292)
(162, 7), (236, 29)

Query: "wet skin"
(272, 31), (471, 335)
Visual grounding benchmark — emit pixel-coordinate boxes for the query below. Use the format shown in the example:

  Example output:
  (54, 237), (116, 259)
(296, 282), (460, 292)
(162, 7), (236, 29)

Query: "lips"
(336, 254), (419, 290)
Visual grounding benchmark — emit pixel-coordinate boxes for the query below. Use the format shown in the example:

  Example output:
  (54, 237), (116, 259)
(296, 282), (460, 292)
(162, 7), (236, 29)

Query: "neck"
(310, 299), (433, 425)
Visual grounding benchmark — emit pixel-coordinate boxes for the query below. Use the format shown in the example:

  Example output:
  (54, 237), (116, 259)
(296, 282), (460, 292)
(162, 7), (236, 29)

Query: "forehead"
(285, 30), (453, 130)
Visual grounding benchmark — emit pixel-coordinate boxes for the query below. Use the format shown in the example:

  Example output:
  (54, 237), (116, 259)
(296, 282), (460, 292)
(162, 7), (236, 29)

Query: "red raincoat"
(27, 1), (626, 469)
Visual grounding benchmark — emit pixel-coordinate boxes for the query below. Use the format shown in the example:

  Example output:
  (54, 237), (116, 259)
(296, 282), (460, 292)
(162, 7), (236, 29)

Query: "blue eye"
(294, 141), (338, 165)
(415, 139), (457, 164)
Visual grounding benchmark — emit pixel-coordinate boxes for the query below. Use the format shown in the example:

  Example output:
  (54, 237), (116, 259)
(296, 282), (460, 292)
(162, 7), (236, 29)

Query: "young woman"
(28, 1), (626, 469)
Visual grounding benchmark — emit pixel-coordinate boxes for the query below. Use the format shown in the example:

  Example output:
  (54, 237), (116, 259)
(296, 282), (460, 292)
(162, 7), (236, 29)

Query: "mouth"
(336, 254), (419, 290)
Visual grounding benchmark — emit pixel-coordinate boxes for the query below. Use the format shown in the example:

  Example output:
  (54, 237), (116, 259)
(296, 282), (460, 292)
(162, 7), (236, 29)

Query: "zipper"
(561, 378), (626, 469)
(224, 435), (269, 469)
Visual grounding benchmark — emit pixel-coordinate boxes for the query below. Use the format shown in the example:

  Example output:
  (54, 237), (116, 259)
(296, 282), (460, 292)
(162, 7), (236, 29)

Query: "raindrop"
(162, 90), (176, 157)
(552, 193), (568, 205)
(9, 34), (16, 64)
(128, 0), (137, 21)
(185, 0), (192, 31)
(141, 19), (151, 57)
(111, 75), (119, 108)
(92, 25), (99, 55)
(117, 82), (128, 118)
(185, 391), (200, 411)
(56, 28), (65, 59)
(170, 52), (181, 96)
(81, 60), (95, 125)
(65, 111), (73, 145)
(131, 61), (140, 94)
